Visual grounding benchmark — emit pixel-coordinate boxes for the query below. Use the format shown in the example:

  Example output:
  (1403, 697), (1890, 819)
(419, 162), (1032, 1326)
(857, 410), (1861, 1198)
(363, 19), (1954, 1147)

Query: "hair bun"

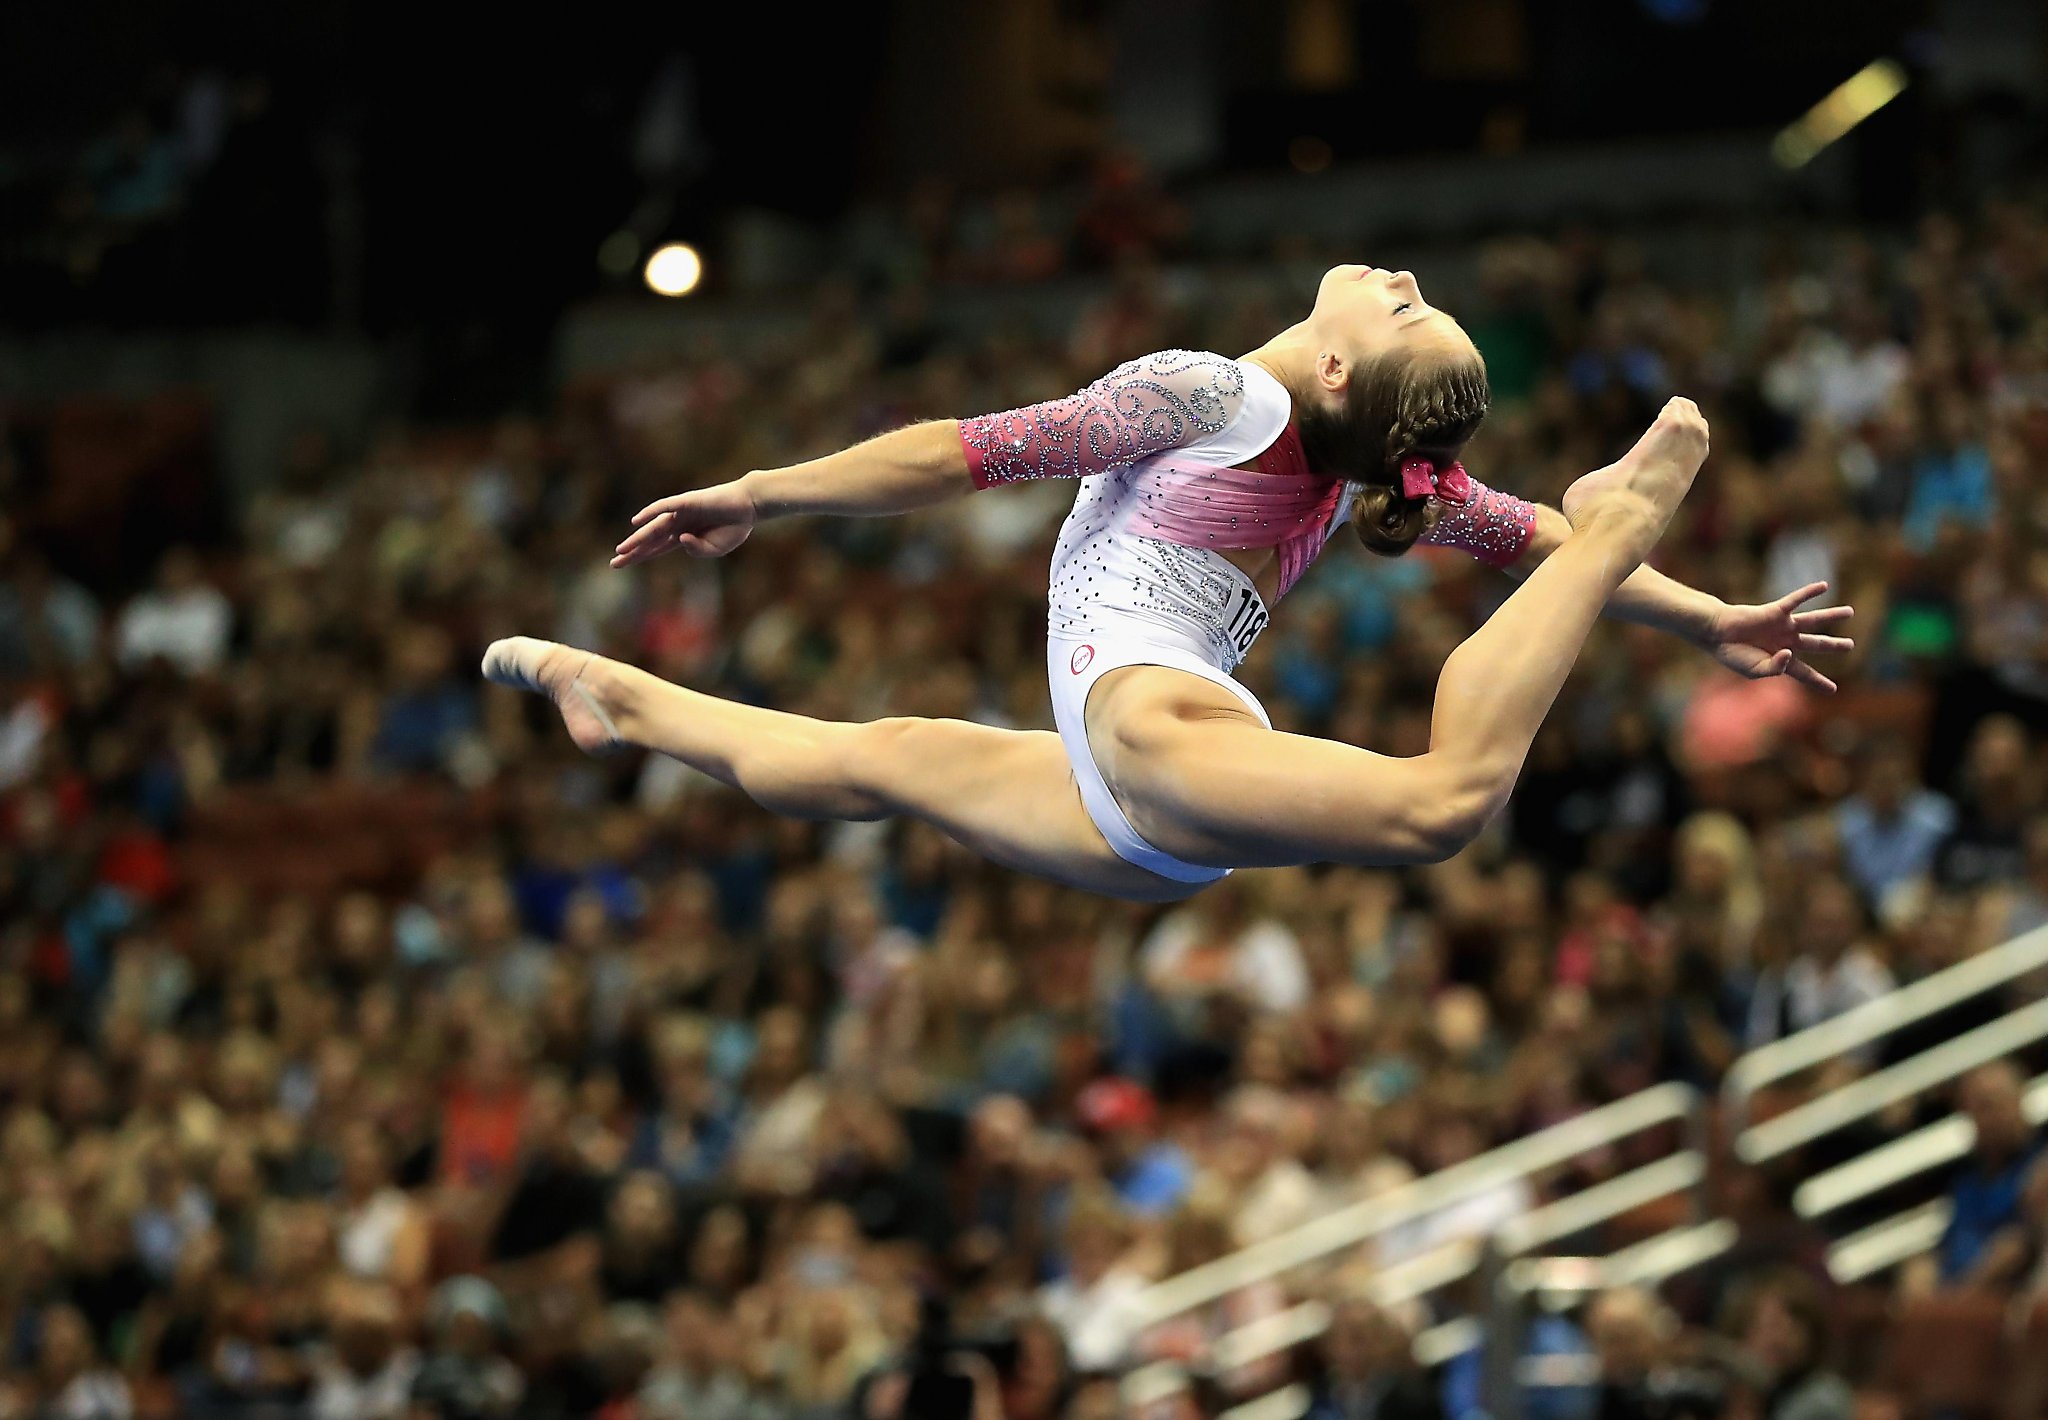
(1351, 483), (1433, 558)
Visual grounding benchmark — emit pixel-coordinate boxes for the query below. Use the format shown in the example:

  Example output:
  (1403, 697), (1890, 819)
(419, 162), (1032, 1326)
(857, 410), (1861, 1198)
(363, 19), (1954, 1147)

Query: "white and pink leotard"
(959, 349), (1536, 884)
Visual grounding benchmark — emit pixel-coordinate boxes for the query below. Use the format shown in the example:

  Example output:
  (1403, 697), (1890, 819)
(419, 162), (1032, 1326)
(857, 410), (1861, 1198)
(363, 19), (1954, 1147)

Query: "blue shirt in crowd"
(1940, 1144), (2040, 1282)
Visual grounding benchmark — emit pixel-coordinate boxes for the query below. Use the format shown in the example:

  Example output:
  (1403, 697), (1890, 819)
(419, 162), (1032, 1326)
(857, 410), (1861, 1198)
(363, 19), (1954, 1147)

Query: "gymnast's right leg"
(481, 639), (1194, 902)
(1113, 398), (1710, 871)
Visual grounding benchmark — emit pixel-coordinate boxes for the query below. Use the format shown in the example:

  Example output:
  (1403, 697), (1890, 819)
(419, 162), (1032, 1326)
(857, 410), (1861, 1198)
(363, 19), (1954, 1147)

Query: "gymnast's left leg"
(482, 638), (1193, 901)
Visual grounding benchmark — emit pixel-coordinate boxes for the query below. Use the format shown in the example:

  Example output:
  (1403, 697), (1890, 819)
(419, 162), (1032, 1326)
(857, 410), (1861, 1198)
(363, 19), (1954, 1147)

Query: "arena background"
(2, 2), (2047, 1418)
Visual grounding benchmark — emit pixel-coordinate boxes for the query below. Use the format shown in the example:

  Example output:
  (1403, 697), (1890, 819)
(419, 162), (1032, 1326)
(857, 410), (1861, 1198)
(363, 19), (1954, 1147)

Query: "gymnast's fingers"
(1775, 581), (1831, 612)
(613, 515), (675, 560)
(1792, 605), (1855, 628)
(612, 524), (686, 568)
(1787, 659), (1838, 693)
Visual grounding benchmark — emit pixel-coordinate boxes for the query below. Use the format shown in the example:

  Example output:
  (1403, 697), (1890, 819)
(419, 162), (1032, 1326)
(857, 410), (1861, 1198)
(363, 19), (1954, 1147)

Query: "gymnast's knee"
(1406, 756), (1515, 862)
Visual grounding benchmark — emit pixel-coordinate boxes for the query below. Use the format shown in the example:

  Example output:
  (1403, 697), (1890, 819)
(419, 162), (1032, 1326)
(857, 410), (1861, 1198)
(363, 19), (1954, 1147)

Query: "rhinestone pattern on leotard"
(959, 349), (1247, 486)
(1415, 481), (1537, 569)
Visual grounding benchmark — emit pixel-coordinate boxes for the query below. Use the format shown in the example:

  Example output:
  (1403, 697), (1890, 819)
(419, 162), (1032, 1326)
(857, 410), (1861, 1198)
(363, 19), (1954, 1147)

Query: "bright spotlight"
(644, 243), (704, 297)
(1772, 60), (1908, 169)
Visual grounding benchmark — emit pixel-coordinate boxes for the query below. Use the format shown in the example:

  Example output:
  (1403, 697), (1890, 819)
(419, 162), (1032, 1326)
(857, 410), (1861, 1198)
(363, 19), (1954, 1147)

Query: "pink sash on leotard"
(1125, 423), (1347, 601)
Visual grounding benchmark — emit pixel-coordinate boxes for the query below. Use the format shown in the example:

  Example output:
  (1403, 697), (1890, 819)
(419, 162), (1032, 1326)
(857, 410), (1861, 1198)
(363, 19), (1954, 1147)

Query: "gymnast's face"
(1308, 264), (1477, 389)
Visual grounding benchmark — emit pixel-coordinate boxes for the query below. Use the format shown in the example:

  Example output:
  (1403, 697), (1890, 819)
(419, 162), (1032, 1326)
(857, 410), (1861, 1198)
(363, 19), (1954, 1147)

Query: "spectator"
(1303, 1297), (1442, 1420)
(371, 623), (478, 776)
(0, 548), (102, 673)
(807, 1092), (953, 1257)
(2002, 815), (2048, 939)
(410, 1276), (524, 1420)
(638, 1289), (757, 1420)
(1904, 393), (1996, 550)
(456, 878), (553, 1014)
(1834, 740), (1959, 910)
(114, 546), (232, 677)
(728, 1004), (830, 1196)
(1139, 1180), (1290, 1397)
(1726, 1270), (1852, 1420)
(597, 1171), (690, 1305)
(1037, 1191), (1149, 1375)
(1312, 1094), (1415, 1212)
(307, 1281), (419, 1420)
(1667, 1166), (1831, 1328)
(1745, 876), (1895, 1050)
(333, 1121), (430, 1292)
(1140, 876), (1311, 1020)
(1210, 1085), (1324, 1247)
(27, 1303), (132, 1420)
(1073, 1077), (1194, 1219)
(439, 1024), (533, 1189)
(486, 1075), (607, 1269)
(1586, 1287), (1724, 1420)
(780, 1286), (888, 1416)
(627, 1015), (739, 1190)
(681, 1204), (755, 1305)
(1911, 1061), (2042, 1291)
(1937, 715), (2037, 890)
(1665, 812), (1765, 979)
(948, 1094), (1051, 1276)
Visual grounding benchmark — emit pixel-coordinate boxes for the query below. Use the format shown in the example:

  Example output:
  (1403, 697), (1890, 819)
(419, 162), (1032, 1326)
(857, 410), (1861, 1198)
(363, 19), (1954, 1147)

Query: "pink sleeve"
(1416, 475), (1538, 569)
(958, 349), (1247, 487)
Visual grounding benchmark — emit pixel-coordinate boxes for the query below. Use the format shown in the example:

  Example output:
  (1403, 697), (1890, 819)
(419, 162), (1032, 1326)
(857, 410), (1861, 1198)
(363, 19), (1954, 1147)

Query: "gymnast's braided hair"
(1294, 351), (1492, 557)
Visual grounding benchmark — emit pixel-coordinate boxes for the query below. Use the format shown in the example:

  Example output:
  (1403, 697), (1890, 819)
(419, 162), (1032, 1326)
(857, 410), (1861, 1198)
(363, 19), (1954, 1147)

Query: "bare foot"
(482, 637), (629, 755)
(1561, 398), (1710, 560)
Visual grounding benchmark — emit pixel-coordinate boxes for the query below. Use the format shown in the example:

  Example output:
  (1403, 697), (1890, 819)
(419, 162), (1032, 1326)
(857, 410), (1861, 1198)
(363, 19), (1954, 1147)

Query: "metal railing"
(1185, 1155), (1710, 1381)
(1828, 1200), (1954, 1283)
(1717, 925), (2048, 1282)
(1128, 1083), (1702, 1330)
(1209, 1222), (1741, 1420)
(1725, 924), (2048, 1130)
(1736, 997), (2048, 1163)
(1514, 1219), (1741, 1298)
(1794, 1072), (2048, 1220)
(1122, 1084), (1708, 1416)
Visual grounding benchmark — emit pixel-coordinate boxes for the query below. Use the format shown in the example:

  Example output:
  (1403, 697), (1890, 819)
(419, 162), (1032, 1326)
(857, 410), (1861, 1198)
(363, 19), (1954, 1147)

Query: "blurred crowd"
(2, 186), (2048, 1420)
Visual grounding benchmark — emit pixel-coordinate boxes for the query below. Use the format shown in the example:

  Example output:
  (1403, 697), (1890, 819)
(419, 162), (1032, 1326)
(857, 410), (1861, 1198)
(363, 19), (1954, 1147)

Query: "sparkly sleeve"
(958, 349), (1248, 487)
(1416, 476), (1538, 569)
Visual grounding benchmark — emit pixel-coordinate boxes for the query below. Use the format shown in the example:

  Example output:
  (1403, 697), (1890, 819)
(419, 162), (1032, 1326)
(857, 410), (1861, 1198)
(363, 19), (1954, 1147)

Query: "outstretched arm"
(1511, 502), (1855, 693)
(1413, 477), (1853, 693)
(613, 349), (1251, 567)
(612, 421), (970, 566)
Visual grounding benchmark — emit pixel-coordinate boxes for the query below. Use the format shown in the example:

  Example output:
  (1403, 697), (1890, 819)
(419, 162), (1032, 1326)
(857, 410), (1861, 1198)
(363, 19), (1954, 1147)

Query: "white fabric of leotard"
(1025, 353), (1295, 883)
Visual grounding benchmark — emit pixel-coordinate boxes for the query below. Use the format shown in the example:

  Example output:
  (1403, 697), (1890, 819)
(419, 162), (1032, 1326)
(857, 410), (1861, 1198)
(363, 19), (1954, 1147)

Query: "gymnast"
(486, 265), (1854, 902)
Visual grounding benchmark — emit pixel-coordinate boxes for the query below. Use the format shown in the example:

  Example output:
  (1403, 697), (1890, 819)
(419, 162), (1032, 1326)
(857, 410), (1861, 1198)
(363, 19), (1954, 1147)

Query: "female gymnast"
(486, 265), (1854, 902)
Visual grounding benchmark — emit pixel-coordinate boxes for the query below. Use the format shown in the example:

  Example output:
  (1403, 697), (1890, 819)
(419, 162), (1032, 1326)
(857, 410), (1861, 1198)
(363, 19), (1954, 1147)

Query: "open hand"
(1700, 581), (1855, 694)
(611, 479), (758, 567)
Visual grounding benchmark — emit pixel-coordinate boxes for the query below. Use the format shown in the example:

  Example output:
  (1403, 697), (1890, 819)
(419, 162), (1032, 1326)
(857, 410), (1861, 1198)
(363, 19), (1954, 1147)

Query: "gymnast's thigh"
(854, 718), (1198, 902)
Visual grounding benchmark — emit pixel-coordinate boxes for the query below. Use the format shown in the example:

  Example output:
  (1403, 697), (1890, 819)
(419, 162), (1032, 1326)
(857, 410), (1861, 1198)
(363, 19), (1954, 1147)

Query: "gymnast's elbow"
(904, 419), (977, 501)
